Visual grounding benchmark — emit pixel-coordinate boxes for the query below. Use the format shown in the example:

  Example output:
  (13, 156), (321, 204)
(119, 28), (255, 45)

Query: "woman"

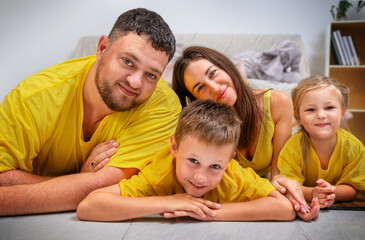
(172, 46), (315, 218)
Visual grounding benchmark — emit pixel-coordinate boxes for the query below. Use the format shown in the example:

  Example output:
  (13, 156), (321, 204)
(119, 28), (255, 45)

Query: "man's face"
(95, 33), (169, 111)
(171, 135), (233, 198)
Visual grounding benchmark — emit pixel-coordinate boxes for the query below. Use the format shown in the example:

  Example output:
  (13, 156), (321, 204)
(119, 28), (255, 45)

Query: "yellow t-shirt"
(235, 90), (274, 177)
(0, 56), (181, 176)
(278, 129), (365, 190)
(119, 145), (275, 203)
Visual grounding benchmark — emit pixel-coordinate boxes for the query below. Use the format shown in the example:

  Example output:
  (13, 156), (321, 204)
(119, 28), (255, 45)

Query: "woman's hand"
(271, 175), (309, 213)
(80, 139), (119, 173)
(296, 197), (319, 222)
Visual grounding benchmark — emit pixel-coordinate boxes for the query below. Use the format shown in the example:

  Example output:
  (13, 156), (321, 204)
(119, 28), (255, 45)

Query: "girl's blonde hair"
(291, 76), (350, 167)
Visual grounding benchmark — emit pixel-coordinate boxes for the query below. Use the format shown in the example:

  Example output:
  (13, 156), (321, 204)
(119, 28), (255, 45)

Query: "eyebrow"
(191, 65), (213, 92)
(126, 52), (163, 76)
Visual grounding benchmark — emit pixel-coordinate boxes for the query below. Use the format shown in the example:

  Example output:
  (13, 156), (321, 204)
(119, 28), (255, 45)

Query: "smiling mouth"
(315, 123), (329, 128)
(217, 87), (227, 101)
(118, 83), (138, 97)
(189, 180), (206, 190)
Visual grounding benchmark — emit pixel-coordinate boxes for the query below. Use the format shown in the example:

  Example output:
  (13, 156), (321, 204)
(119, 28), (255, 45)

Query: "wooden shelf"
(326, 21), (365, 144)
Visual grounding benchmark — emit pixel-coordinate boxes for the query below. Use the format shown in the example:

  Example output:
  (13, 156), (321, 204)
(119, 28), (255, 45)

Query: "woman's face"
(183, 59), (237, 106)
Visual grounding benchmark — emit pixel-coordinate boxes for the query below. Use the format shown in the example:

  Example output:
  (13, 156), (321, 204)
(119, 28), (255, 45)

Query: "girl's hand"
(80, 139), (119, 173)
(161, 194), (220, 220)
(296, 197), (320, 222)
(271, 175), (309, 213)
(312, 179), (335, 208)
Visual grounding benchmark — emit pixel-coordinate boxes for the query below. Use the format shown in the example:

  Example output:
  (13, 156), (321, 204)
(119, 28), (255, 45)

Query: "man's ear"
(170, 135), (177, 158)
(96, 35), (110, 58)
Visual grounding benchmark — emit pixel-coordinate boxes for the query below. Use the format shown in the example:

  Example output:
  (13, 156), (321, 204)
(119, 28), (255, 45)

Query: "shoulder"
(269, 89), (293, 124)
(337, 129), (364, 151)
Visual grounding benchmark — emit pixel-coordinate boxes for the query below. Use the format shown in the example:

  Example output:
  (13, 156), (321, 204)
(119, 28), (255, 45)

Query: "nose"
(205, 80), (220, 95)
(317, 109), (326, 119)
(126, 72), (143, 89)
(193, 169), (207, 183)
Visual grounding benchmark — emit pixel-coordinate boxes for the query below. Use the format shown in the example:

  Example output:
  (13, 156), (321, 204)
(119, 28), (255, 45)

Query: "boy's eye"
(188, 158), (198, 164)
(210, 164), (221, 169)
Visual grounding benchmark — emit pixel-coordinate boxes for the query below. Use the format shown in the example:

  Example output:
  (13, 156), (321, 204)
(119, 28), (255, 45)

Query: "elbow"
(76, 191), (98, 221)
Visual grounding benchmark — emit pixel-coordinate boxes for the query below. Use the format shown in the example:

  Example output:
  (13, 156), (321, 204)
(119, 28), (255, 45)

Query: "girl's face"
(299, 85), (345, 142)
(183, 59), (237, 106)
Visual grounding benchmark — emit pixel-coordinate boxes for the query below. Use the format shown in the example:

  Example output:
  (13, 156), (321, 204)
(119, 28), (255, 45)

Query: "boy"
(77, 100), (296, 221)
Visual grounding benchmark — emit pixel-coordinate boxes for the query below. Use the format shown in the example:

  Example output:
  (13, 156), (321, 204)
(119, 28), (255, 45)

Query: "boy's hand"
(312, 179), (335, 208)
(80, 139), (119, 173)
(161, 194), (220, 220)
(296, 197), (319, 222)
(271, 175), (309, 213)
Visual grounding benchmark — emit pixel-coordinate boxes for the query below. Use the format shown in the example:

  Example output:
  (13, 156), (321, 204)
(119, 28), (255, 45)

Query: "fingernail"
(216, 203), (221, 208)
(212, 211), (216, 216)
(109, 148), (116, 153)
(113, 142), (119, 147)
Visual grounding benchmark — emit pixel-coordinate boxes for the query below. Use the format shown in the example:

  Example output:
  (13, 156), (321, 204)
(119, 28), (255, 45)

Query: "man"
(0, 8), (181, 216)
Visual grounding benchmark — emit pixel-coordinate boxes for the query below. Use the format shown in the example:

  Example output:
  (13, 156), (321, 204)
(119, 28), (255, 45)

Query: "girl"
(278, 76), (365, 208)
(172, 46), (311, 215)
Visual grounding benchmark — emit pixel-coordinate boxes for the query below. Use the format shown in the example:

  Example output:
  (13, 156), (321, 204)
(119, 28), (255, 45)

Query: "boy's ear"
(170, 135), (177, 158)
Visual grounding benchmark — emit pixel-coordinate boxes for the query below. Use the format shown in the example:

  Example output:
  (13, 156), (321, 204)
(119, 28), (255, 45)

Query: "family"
(0, 8), (364, 223)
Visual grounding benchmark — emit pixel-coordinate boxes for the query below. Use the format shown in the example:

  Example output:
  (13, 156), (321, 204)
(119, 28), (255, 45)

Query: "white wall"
(1, 0), (364, 101)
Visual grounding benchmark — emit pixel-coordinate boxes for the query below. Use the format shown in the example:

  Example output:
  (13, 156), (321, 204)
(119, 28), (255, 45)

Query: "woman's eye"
(210, 70), (217, 78)
(188, 158), (198, 164)
(197, 85), (204, 92)
(210, 164), (221, 169)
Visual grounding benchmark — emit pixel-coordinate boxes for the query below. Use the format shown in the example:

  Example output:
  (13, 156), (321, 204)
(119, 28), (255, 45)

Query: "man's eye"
(147, 73), (156, 79)
(123, 59), (132, 66)
(188, 158), (198, 164)
(210, 164), (221, 169)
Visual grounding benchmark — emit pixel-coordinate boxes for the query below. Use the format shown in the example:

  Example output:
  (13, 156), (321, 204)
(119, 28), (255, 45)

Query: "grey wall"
(1, 0), (364, 101)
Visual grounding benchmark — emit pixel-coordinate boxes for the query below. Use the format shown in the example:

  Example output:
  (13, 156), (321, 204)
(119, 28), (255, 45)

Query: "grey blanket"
(231, 40), (302, 83)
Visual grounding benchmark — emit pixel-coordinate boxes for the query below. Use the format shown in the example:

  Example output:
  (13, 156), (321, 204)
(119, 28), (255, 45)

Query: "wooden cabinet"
(325, 21), (365, 144)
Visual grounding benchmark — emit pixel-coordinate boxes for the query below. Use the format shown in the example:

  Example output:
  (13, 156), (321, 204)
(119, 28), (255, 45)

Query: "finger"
(175, 210), (205, 219)
(271, 179), (287, 194)
(285, 192), (301, 211)
(196, 198), (221, 209)
(284, 181), (306, 205)
(92, 146), (117, 166)
(92, 158), (109, 172)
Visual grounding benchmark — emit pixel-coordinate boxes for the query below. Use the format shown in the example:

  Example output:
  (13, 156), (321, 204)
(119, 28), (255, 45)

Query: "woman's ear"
(170, 135), (177, 158)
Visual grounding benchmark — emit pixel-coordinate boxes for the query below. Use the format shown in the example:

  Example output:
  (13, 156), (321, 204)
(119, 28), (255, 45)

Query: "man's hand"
(271, 175), (309, 213)
(312, 179), (335, 208)
(161, 193), (220, 220)
(296, 197), (319, 222)
(81, 139), (119, 173)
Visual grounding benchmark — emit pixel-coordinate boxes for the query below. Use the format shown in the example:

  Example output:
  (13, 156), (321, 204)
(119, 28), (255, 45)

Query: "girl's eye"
(188, 158), (198, 164)
(210, 164), (221, 169)
(209, 70), (217, 78)
(305, 108), (315, 112)
(326, 106), (335, 110)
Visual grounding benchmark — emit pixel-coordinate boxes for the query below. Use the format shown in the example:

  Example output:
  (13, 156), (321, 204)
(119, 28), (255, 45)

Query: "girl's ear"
(170, 135), (177, 158)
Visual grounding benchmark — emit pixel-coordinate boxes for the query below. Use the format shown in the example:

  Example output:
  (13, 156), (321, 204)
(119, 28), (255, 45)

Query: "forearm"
(301, 186), (314, 202)
(334, 184), (358, 202)
(0, 166), (128, 216)
(77, 194), (167, 222)
(0, 169), (53, 186)
(212, 191), (295, 221)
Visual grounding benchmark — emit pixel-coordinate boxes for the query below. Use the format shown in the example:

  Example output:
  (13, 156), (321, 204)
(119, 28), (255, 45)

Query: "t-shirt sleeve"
(277, 133), (306, 185)
(0, 89), (40, 172)
(336, 141), (365, 191)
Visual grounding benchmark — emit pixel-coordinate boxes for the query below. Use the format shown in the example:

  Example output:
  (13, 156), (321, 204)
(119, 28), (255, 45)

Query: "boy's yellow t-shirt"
(278, 129), (365, 190)
(0, 56), (181, 176)
(119, 145), (275, 203)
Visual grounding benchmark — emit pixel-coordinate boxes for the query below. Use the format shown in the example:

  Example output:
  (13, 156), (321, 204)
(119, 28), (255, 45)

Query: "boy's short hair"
(108, 8), (176, 62)
(174, 99), (241, 152)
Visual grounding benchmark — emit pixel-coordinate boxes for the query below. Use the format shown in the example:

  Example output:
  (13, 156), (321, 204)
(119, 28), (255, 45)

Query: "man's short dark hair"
(108, 8), (176, 62)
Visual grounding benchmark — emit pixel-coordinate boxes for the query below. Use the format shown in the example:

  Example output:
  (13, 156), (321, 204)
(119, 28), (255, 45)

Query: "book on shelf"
(347, 36), (360, 66)
(331, 30), (360, 66)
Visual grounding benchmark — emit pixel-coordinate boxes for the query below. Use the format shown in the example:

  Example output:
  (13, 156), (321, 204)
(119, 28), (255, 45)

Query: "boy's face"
(170, 135), (235, 198)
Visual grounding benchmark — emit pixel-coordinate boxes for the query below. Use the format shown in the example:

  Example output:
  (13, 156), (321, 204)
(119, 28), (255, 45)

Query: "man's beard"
(95, 66), (141, 112)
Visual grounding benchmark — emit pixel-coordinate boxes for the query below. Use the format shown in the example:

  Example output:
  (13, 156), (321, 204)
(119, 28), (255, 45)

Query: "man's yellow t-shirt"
(119, 145), (275, 203)
(0, 56), (181, 176)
